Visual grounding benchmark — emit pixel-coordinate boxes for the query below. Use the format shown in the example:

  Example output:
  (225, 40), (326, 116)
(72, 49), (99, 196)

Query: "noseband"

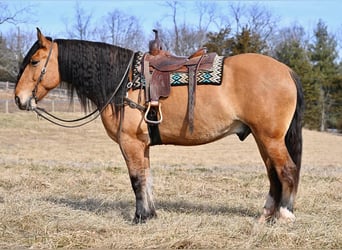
(31, 40), (54, 104)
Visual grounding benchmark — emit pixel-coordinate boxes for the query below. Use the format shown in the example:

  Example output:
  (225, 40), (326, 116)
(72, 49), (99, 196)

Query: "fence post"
(5, 100), (9, 113)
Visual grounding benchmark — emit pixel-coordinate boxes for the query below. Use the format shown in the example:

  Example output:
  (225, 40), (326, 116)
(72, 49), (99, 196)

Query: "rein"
(32, 46), (136, 128)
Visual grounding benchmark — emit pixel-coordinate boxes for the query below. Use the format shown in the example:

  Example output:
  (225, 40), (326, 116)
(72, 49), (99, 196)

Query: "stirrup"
(144, 102), (163, 125)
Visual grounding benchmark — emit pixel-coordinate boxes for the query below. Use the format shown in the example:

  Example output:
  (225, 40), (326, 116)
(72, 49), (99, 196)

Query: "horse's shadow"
(44, 196), (258, 222)
(158, 200), (258, 218)
(44, 196), (134, 221)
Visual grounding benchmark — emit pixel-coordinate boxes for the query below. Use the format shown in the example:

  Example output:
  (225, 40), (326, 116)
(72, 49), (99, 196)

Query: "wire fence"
(0, 81), (83, 113)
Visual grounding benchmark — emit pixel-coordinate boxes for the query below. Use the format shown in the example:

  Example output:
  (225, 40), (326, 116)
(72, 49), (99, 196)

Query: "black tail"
(285, 71), (305, 171)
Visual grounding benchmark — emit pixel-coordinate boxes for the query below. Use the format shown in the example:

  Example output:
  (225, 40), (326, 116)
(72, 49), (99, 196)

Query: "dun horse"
(15, 29), (304, 223)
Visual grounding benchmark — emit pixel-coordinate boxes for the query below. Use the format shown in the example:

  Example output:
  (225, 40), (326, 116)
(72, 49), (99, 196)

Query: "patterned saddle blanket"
(131, 51), (225, 90)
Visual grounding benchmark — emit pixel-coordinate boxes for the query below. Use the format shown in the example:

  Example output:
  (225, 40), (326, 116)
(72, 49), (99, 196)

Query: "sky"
(1, 0), (342, 40)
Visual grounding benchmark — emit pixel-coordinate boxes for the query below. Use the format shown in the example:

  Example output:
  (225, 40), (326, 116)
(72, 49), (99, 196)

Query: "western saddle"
(142, 29), (217, 132)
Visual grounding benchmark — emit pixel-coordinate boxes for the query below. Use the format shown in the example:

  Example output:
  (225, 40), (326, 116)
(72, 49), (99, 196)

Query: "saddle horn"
(149, 29), (162, 56)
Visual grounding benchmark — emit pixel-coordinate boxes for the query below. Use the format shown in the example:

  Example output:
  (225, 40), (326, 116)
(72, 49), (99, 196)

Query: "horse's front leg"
(120, 138), (156, 223)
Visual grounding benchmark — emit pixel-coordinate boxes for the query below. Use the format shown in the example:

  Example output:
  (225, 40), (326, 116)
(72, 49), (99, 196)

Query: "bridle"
(30, 40), (139, 128)
(31, 40), (54, 104)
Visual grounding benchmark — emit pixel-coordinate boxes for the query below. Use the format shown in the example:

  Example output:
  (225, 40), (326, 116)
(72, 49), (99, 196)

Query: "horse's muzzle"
(15, 95), (36, 111)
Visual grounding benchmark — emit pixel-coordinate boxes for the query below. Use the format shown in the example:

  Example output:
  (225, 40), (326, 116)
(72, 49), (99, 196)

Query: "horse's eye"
(30, 59), (40, 67)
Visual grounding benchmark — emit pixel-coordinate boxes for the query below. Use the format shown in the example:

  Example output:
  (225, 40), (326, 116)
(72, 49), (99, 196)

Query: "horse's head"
(15, 28), (60, 110)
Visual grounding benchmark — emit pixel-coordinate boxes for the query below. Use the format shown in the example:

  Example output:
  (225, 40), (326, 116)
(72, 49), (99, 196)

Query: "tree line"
(0, 1), (341, 132)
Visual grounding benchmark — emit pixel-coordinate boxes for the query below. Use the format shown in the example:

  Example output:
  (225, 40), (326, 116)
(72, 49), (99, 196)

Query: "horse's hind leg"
(119, 139), (156, 223)
(255, 135), (299, 222)
(255, 142), (281, 221)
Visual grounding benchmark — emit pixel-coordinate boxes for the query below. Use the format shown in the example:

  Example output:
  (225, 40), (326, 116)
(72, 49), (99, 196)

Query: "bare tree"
(163, 24), (207, 56)
(195, 1), (217, 31)
(65, 2), (93, 40)
(0, 2), (34, 25)
(193, 1), (220, 49)
(0, 27), (36, 81)
(163, 0), (181, 54)
(5, 27), (35, 55)
(160, 1), (218, 55)
(226, 2), (278, 53)
(95, 9), (145, 50)
(229, 2), (246, 35)
(0, 2), (35, 81)
(247, 3), (278, 42)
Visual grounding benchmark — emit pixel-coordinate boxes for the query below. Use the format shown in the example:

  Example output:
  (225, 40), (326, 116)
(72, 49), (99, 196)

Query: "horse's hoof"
(258, 215), (266, 223)
(277, 207), (296, 223)
(258, 208), (275, 224)
(133, 211), (157, 224)
(259, 207), (296, 224)
(133, 216), (147, 224)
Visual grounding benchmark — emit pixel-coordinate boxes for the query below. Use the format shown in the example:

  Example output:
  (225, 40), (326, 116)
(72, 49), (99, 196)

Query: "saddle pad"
(131, 51), (224, 89)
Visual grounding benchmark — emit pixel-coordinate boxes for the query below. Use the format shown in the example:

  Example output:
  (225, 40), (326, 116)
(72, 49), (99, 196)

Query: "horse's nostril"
(14, 96), (27, 110)
(15, 96), (21, 107)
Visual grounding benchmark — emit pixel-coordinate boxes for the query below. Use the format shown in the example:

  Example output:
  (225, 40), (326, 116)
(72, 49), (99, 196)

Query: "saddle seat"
(145, 48), (215, 73)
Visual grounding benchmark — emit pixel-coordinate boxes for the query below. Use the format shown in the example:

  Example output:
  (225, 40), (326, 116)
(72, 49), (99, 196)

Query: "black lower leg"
(279, 162), (298, 212)
(130, 175), (156, 223)
(267, 167), (282, 207)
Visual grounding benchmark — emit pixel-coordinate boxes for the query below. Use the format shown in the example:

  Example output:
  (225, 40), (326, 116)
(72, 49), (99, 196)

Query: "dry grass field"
(0, 112), (341, 248)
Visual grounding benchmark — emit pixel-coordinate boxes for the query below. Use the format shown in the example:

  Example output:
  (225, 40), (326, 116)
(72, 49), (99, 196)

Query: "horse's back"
(223, 53), (293, 87)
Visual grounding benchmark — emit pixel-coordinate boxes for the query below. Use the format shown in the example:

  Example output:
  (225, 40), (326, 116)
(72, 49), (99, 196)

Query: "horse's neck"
(58, 59), (98, 109)
(57, 39), (133, 110)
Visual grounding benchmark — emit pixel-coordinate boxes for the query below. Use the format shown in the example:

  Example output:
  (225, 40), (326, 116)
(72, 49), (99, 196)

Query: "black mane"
(55, 39), (134, 110)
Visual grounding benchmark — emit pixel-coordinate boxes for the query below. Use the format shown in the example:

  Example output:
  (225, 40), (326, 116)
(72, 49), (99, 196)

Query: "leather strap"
(146, 107), (162, 145)
(188, 64), (196, 133)
(187, 53), (206, 133)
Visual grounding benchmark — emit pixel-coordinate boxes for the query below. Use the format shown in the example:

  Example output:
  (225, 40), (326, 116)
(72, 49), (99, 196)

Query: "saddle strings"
(33, 52), (135, 128)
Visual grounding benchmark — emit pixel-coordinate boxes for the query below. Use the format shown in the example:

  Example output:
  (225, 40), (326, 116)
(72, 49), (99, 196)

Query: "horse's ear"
(36, 27), (49, 48)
